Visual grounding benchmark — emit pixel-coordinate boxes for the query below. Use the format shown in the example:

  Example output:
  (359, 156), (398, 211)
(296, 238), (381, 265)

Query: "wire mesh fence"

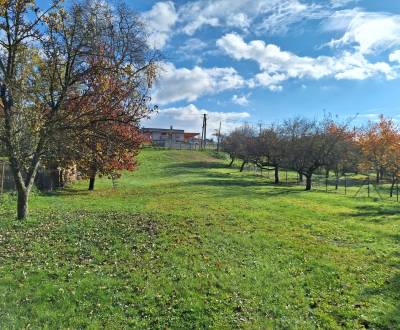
(0, 161), (62, 194)
(243, 165), (400, 202)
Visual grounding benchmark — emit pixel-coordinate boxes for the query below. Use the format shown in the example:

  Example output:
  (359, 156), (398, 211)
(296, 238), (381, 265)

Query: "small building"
(142, 127), (200, 148)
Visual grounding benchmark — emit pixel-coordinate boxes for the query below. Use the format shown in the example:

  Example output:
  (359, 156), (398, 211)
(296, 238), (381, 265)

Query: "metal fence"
(243, 165), (400, 202)
(143, 142), (217, 150)
(0, 161), (62, 194)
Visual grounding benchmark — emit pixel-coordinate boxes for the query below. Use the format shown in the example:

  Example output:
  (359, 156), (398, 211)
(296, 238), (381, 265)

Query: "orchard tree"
(358, 116), (398, 183)
(255, 126), (285, 184)
(69, 60), (149, 191)
(358, 116), (400, 193)
(223, 125), (257, 171)
(282, 118), (349, 190)
(0, 0), (158, 219)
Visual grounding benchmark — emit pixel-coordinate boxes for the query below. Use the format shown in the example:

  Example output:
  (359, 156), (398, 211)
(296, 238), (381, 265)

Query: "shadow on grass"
(39, 186), (92, 197)
(361, 272), (400, 328)
(344, 205), (400, 224)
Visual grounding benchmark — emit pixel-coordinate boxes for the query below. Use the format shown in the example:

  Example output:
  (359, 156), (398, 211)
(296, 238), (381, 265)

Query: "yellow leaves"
(146, 62), (157, 88)
(358, 115), (400, 173)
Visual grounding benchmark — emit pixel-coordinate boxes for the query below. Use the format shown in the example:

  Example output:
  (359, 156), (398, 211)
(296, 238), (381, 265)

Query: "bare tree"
(282, 118), (348, 190)
(254, 126), (285, 184)
(222, 125), (257, 172)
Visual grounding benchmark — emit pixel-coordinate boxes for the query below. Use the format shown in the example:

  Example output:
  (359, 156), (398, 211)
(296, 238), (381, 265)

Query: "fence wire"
(243, 165), (400, 202)
(0, 161), (62, 194)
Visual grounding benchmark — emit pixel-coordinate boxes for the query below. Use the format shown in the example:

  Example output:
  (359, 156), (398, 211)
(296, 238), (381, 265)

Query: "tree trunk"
(274, 166), (280, 184)
(89, 176), (96, 191)
(376, 170), (380, 184)
(298, 172), (303, 182)
(228, 158), (235, 167)
(305, 174), (312, 191)
(17, 188), (29, 220)
(325, 168), (329, 178)
(59, 169), (64, 188)
(89, 163), (97, 191)
(240, 161), (246, 172)
(390, 176), (396, 198)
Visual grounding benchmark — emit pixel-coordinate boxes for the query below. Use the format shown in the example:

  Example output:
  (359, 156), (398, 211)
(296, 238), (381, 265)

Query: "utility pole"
(258, 122), (262, 136)
(200, 120), (204, 149)
(217, 121), (222, 152)
(201, 114), (207, 150)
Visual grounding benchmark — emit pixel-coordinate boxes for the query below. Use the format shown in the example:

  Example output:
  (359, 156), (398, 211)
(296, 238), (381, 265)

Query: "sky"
(131, 0), (400, 135)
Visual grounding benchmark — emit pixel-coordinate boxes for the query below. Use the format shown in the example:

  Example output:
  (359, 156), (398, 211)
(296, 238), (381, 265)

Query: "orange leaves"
(357, 116), (400, 175)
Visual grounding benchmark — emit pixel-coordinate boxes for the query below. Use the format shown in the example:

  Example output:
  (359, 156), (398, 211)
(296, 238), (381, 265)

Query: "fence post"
(0, 162), (4, 194)
(344, 177), (347, 195)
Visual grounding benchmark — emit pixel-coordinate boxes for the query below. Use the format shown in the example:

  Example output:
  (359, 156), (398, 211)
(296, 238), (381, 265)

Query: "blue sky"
(132, 0), (400, 134)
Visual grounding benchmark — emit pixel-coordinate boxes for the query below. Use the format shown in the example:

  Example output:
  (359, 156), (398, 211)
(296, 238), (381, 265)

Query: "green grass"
(0, 149), (399, 329)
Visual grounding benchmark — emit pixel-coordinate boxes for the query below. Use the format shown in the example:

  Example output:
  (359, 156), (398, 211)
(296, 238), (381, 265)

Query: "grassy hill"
(0, 149), (399, 329)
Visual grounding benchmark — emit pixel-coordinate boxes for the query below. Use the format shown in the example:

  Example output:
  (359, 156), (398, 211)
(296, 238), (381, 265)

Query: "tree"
(0, 0), (158, 219)
(358, 116), (400, 194)
(223, 125), (257, 171)
(282, 118), (349, 190)
(254, 126), (285, 184)
(324, 123), (360, 189)
(61, 51), (153, 191)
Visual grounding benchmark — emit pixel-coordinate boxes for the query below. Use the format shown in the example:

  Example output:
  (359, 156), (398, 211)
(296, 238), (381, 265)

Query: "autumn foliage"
(0, 0), (158, 219)
(357, 116), (400, 186)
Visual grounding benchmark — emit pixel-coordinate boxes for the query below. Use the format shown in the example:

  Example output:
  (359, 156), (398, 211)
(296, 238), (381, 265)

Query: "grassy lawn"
(0, 149), (399, 329)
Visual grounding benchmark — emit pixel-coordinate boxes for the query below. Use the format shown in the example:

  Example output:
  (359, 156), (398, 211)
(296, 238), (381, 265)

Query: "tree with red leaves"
(0, 0), (158, 219)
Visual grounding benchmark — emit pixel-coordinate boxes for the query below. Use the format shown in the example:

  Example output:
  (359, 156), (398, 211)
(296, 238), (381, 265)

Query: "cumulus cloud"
(217, 33), (396, 90)
(389, 50), (400, 63)
(152, 62), (246, 105)
(326, 11), (400, 54)
(143, 1), (178, 49)
(144, 104), (250, 135)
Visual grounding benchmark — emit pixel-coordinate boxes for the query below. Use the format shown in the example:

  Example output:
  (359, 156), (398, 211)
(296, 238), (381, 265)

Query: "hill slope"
(0, 149), (399, 328)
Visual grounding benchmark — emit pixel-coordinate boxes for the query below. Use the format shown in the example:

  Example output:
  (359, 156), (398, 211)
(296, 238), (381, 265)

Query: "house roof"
(184, 132), (200, 138)
(142, 128), (185, 134)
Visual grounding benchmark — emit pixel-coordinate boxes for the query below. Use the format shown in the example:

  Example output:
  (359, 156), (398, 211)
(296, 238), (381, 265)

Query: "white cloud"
(179, 38), (208, 53)
(326, 11), (400, 54)
(176, 38), (208, 64)
(256, 1), (327, 35)
(143, 1), (178, 49)
(217, 33), (396, 89)
(153, 62), (246, 105)
(329, 0), (360, 9)
(178, 0), (328, 36)
(232, 94), (250, 106)
(389, 50), (400, 63)
(144, 104), (250, 135)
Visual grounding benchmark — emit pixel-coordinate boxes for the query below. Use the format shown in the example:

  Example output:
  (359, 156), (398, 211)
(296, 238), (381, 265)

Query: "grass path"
(0, 149), (399, 329)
